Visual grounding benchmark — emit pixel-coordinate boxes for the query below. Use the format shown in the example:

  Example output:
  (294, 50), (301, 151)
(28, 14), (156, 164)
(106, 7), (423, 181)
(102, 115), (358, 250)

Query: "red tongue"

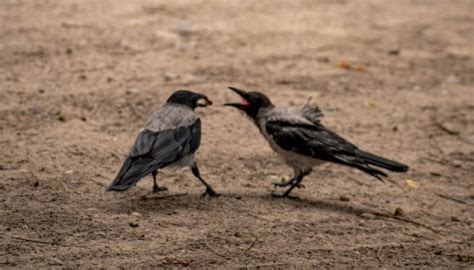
(242, 99), (249, 106)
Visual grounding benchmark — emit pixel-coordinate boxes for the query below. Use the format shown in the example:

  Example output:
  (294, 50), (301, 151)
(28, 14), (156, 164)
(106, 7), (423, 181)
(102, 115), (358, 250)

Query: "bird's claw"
(273, 180), (305, 189)
(152, 186), (168, 193)
(201, 188), (220, 197)
(271, 191), (300, 200)
(273, 180), (292, 187)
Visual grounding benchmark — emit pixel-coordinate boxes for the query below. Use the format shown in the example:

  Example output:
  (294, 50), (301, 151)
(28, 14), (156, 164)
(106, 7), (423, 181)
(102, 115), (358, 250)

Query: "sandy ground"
(1, 0), (473, 268)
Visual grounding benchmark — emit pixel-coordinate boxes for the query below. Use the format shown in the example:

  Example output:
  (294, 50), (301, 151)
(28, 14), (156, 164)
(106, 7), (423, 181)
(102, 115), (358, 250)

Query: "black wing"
(107, 119), (201, 191)
(265, 120), (389, 180)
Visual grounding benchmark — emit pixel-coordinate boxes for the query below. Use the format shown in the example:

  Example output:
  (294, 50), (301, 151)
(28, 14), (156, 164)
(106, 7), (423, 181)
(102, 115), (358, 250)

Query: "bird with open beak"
(224, 87), (408, 198)
(107, 90), (219, 197)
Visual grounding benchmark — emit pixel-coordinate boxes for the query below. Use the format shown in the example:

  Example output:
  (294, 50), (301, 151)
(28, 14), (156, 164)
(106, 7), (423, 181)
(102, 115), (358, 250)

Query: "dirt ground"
(1, 0), (473, 268)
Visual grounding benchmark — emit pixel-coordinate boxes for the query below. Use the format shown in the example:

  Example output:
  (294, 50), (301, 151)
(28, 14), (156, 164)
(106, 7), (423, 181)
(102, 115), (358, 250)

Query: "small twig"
(432, 114), (460, 135)
(7, 235), (84, 248)
(150, 193), (188, 200)
(374, 213), (438, 233)
(436, 193), (467, 204)
(243, 236), (258, 253)
(376, 246), (383, 263)
(402, 232), (435, 241)
(203, 240), (229, 259)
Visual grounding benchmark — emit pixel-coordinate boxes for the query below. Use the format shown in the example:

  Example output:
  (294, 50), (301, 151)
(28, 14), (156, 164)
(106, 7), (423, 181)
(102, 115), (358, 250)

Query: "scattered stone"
(57, 115), (66, 122)
(450, 216), (460, 222)
(388, 49), (400, 56)
(316, 56), (330, 63)
(339, 195), (350, 202)
(131, 212), (142, 217)
(360, 213), (376, 219)
(175, 20), (193, 37)
(126, 88), (140, 95)
(451, 160), (462, 168)
(445, 74), (460, 84)
(394, 207), (405, 217)
(65, 170), (74, 175)
(164, 72), (179, 81)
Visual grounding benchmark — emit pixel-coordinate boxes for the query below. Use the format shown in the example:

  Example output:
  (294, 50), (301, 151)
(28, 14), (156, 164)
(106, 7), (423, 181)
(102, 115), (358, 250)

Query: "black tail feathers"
(106, 156), (157, 192)
(357, 150), (409, 172)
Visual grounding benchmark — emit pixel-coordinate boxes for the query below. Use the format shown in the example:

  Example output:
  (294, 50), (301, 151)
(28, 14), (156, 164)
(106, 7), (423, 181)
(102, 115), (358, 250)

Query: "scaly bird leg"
(191, 163), (219, 197)
(152, 170), (168, 193)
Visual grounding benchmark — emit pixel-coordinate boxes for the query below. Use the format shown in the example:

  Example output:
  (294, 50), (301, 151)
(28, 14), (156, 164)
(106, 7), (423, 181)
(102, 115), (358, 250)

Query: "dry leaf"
(405, 179), (420, 188)
(354, 65), (367, 72)
(337, 61), (352, 70)
(368, 100), (378, 108)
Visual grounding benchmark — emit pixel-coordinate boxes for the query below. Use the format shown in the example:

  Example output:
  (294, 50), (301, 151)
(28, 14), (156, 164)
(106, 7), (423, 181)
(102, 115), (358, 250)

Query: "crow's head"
(224, 87), (273, 119)
(166, 90), (213, 109)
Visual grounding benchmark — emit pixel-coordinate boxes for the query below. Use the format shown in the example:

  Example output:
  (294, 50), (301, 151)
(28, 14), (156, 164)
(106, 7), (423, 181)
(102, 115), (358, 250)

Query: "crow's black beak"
(224, 87), (249, 110)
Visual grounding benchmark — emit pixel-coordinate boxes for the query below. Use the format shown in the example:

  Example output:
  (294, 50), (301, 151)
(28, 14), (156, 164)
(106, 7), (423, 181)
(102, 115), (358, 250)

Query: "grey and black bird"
(107, 90), (219, 197)
(224, 87), (409, 198)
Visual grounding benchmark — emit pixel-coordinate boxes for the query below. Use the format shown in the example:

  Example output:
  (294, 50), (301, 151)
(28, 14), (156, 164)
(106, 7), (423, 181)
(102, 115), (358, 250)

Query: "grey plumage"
(107, 90), (218, 197)
(225, 87), (408, 197)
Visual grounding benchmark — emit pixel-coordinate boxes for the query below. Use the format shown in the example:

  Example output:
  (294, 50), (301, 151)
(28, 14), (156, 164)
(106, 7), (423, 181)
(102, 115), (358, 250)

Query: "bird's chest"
(257, 120), (295, 160)
(257, 119), (324, 169)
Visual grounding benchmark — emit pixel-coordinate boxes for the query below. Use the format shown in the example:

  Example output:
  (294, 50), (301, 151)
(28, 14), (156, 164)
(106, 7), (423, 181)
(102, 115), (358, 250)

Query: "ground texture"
(1, 0), (473, 268)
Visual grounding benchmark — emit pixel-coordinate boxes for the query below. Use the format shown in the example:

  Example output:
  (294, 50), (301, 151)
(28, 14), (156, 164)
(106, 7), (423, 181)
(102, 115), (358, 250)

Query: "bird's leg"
(151, 170), (168, 193)
(273, 167), (308, 188)
(272, 169), (306, 198)
(191, 163), (220, 197)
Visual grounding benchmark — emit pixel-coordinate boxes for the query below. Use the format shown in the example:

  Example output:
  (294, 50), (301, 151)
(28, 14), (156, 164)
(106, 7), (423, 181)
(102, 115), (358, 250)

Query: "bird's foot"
(271, 191), (300, 200)
(152, 185), (168, 193)
(201, 188), (220, 197)
(273, 180), (305, 189)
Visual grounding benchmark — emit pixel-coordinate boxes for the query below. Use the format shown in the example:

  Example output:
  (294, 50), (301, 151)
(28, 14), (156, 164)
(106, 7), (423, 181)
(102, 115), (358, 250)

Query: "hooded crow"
(224, 87), (408, 198)
(107, 90), (219, 197)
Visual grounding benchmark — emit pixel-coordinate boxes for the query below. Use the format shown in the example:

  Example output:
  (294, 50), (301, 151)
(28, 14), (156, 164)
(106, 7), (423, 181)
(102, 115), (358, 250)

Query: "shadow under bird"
(106, 90), (219, 197)
(224, 87), (409, 198)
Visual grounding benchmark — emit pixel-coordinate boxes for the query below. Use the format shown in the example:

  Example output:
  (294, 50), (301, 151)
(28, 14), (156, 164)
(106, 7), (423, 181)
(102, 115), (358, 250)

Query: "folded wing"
(265, 120), (390, 180)
(107, 119), (201, 191)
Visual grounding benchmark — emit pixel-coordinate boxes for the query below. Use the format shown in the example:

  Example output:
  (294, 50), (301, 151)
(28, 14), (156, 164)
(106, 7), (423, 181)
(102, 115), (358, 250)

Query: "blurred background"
(1, 0), (473, 268)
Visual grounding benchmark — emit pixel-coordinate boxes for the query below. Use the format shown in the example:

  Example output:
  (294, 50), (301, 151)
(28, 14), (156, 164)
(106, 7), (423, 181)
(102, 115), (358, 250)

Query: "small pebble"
(394, 207), (405, 217)
(57, 115), (66, 122)
(339, 195), (350, 202)
(388, 49), (400, 56)
(450, 216), (460, 222)
(126, 88), (140, 94)
(360, 213), (376, 219)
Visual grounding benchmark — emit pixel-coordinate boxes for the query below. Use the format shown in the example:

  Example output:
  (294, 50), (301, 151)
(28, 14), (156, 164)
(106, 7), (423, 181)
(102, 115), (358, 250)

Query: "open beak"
(224, 87), (249, 110)
(197, 97), (213, 107)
